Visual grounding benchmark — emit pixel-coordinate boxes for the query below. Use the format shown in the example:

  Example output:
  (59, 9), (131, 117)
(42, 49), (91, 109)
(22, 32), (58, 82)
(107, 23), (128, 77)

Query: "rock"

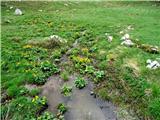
(107, 36), (113, 42)
(14, 8), (22, 15)
(124, 34), (130, 39)
(105, 33), (113, 42)
(49, 35), (67, 43)
(90, 91), (94, 96)
(146, 60), (160, 69)
(151, 46), (159, 53)
(121, 40), (134, 47)
(10, 6), (13, 9)
(121, 34), (130, 41)
(119, 31), (124, 34)
(146, 59), (152, 64)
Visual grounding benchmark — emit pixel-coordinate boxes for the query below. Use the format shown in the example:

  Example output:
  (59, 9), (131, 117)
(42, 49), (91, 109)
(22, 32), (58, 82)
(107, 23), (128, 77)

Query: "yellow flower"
(32, 98), (35, 102)
(82, 48), (89, 53)
(35, 96), (39, 99)
(23, 45), (32, 49)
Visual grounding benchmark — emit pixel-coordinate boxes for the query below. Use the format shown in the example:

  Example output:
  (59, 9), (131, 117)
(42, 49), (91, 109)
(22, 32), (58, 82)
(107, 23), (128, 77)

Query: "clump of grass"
(57, 103), (67, 114)
(51, 50), (62, 59)
(29, 88), (41, 97)
(37, 111), (55, 120)
(61, 84), (72, 96)
(1, 96), (46, 119)
(74, 77), (87, 89)
(85, 65), (95, 74)
(7, 86), (29, 97)
(94, 70), (105, 83)
(98, 88), (111, 101)
(148, 98), (160, 120)
(27, 35), (67, 49)
(60, 71), (69, 81)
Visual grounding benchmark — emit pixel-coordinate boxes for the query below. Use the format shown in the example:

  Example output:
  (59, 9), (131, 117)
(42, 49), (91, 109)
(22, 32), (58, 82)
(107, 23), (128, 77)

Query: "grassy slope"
(1, 1), (160, 120)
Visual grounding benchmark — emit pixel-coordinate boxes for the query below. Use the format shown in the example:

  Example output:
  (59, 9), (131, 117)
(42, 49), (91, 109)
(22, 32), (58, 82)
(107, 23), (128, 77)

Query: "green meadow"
(1, 1), (160, 120)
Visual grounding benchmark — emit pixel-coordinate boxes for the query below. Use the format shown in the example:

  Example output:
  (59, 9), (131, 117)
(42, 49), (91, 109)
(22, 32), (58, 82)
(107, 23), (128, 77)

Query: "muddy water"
(41, 74), (118, 120)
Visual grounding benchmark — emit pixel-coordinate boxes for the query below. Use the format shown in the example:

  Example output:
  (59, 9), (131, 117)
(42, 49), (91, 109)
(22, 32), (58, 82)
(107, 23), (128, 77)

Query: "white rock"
(105, 33), (108, 36)
(121, 40), (134, 47)
(152, 65), (158, 69)
(107, 36), (113, 42)
(49, 35), (67, 43)
(14, 8), (22, 15)
(124, 34), (130, 39)
(121, 36), (126, 40)
(146, 59), (152, 64)
(119, 31), (124, 34)
(150, 61), (159, 68)
(10, 6), (13, 9)
(146, 64), (152, 69)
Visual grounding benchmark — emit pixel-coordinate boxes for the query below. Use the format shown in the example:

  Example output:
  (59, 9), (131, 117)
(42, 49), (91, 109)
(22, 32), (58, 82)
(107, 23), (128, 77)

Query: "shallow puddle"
(41, 74), (118, 120)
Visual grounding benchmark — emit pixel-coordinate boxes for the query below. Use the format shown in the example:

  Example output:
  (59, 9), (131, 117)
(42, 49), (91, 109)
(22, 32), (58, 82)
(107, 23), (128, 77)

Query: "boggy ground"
(1, 1), (160, 120)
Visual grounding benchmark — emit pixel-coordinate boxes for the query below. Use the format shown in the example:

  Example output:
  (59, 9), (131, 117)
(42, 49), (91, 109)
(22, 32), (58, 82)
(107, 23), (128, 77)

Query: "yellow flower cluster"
(73, 56), (91, 63)
(23, 45), (32, 49)
(32, 95), (39, 103)
(81, 48), (89, 54)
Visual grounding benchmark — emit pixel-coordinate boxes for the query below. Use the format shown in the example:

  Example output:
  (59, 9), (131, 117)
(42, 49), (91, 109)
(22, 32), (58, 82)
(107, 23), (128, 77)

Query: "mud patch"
(25, 84), (38, 91)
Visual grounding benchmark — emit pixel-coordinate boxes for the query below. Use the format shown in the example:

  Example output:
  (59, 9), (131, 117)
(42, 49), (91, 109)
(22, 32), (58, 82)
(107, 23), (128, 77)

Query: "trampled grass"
(1, 1), (160, 120)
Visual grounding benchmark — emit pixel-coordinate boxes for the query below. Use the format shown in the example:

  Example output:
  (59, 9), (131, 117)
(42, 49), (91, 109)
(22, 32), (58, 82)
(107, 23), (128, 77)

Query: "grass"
(1, 1), (160, 120)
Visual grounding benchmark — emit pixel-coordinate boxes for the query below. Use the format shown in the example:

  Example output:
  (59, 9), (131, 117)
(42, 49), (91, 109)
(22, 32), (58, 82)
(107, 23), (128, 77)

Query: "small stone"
(14, 8), (22, 15)
(150, 61), (159, 68)
(121, 39), (134, 47)
(146, 59), (152, 64)
(107, 36), (113, 42)
(90, 91), (94, 96)
(119, 31), (124, 34)
(10, 6), (13, 9)
(105, 33), (108, 36)
(124, 34), (130, 39)
(121, 36), (126, 40)
(146, 64), (152, 69)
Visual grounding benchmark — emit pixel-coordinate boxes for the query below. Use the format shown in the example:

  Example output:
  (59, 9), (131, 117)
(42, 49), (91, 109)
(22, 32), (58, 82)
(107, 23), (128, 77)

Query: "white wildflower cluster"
(146, 59), (160, 69)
